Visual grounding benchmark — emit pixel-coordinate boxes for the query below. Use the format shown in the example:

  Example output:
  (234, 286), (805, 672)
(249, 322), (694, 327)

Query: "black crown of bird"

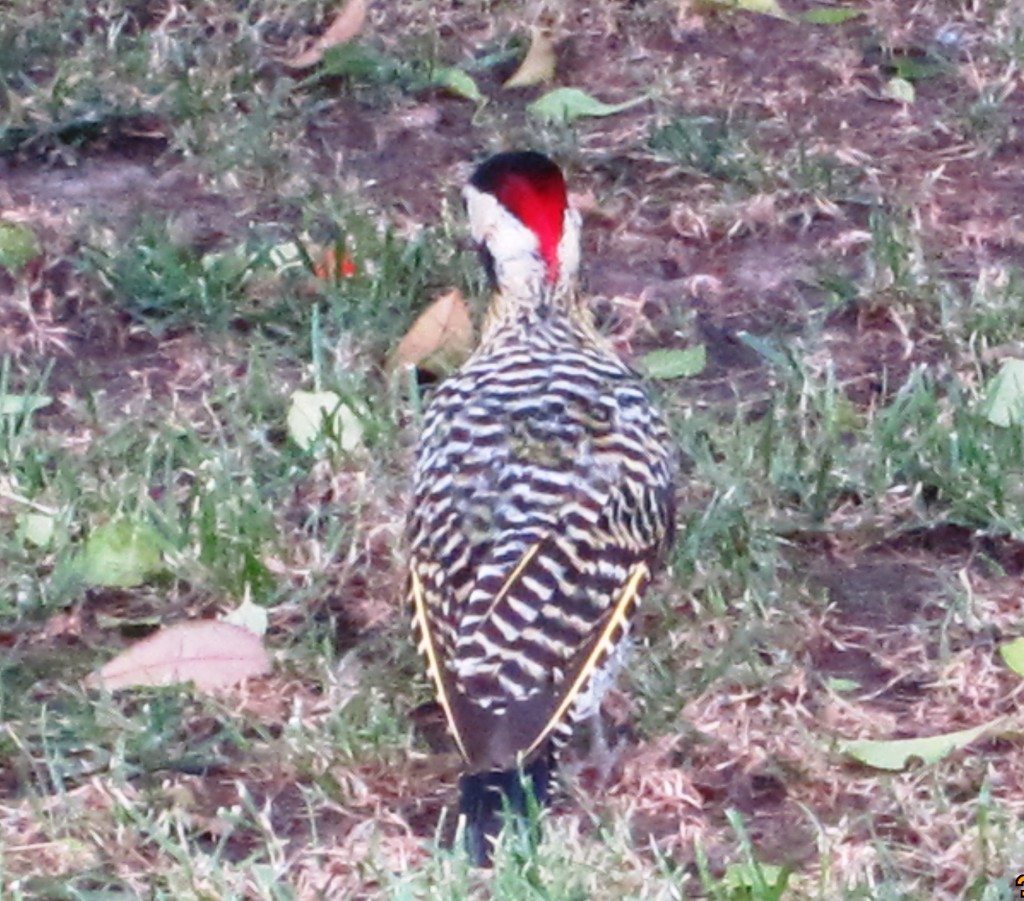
(407, 150), (676, 864)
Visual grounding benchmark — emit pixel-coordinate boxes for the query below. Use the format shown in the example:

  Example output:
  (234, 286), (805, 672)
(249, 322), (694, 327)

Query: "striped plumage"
(406, 152), (676, 863)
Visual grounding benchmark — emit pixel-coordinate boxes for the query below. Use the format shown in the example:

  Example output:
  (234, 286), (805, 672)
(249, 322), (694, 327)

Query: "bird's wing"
(411, 448), (672, 769)
(408, 366), (675, 769)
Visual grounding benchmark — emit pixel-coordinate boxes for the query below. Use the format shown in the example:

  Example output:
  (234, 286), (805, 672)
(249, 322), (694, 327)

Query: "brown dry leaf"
(569, 189), (612, 219)
(284, 0), (368, 69)
(85, 620), (271, 692)
(392, 288), (473, 376)
(504, 27), (557, 88)
(42, 609), (83, 641)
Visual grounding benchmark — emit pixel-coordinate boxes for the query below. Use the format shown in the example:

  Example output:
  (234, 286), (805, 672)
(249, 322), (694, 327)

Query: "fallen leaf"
(568, 190), (606, 218)
(284, 0), (368, 69)
(222, 595), (269, 638)
(839, 719), (1003, 771)
(20, 510), (56, 548)
(684, 0), (791, 18)
(314, 246), (358, 280)
(981, 358), (1024, 426)
(734, 0), (791, 19)
(0, 394), (52, 415)
(0, 222), (40, 272)
(79, 519), (164, 588)
(287, 390), (366, 453)
(318, 43), (392, 80)
(801, 7), (863, 24)
(885, 76), (916, 104)
(430, 67), (483, 103)
(86, 620), (271, 692)
(504, 27), (557, 88)
(999, 637), (1024, 676)
(722, 861), (791, 894)
(393, 288), (474, 376)
(641, 345), (707, 379)
(528, 88), (647, 124)
(42, 609), (83, 641)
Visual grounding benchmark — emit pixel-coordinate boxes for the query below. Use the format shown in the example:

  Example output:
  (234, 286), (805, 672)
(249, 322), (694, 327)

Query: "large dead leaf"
(284, 0), (368, 69)
(86, 620), (271, 692)
(392, 288), (473, 376)
(504, 27), (557, 88)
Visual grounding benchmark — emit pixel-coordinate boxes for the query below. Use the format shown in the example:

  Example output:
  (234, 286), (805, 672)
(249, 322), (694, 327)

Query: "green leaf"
(885, 77), (916, 104)
(722, 861), (790, 893)
(318, 44), (395, 81)
(801, 8), (863, 24)
(222, 595), (269, 638)
(892, 56), (944, 81)
(287, 390), (366, 453)
(641, 346), (707, 380)
(21, 511), (56, 548)
(528, 88), (647, 124)
(431, 67), (483, 103)
(839, 719), (1001, 771)
(981, 358), (1024, 427)
(0, 394), (52, 415)
(999, 637), (1024, 677)
(737, 331), (791, 369)
(734, 0), (791, 19)
(0, 221), (40, 272)
(79, 519), (164, 588)
(825, 677), (860, 693)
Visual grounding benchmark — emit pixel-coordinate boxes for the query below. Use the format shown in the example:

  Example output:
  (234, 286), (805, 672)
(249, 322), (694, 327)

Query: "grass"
(3, 0), (1024, 897)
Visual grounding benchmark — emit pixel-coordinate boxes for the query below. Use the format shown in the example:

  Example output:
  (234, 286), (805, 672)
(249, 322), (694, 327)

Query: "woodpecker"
(406, 151), (676, 864)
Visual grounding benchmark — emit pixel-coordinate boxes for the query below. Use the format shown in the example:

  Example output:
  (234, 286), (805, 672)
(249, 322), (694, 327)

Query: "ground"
(1, 0), (1024, 897)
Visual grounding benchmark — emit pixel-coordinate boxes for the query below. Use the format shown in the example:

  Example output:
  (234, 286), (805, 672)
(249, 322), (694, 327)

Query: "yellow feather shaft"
(523, 561), (649, 760)
(476, 541), (542, 628)
(411, 568), (469, 760)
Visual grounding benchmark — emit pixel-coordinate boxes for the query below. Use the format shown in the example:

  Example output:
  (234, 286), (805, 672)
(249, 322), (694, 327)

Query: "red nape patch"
(471, 152), (568, 283)
(494, 171), (567, 282)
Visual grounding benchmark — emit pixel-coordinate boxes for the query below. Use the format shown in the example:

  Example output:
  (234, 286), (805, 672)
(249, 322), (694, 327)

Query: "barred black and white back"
(406, 152), (676, 863)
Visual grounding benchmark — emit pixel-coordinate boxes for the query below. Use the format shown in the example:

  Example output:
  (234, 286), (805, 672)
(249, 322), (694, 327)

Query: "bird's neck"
(477, 279), (600, 353)
(476, 209), (594, 352)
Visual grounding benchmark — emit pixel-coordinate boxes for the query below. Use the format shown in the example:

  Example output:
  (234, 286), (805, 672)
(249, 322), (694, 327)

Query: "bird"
(406, 151), (676, 865)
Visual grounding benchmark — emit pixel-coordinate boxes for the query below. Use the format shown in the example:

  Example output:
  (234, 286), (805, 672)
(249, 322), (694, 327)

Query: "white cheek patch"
(463, 184), (500, 245)
(463, 184), (541, 264)
(557, 208), (581, 287)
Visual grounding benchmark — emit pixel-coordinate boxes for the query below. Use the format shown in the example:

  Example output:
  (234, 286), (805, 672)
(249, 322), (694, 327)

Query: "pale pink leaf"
(86, 620), (271, 692)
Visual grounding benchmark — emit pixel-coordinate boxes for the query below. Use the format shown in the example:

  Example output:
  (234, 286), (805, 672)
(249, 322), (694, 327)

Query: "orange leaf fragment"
(314, 247), (358, 280)
(284, 0), (368, 69)
(393, 288), (474, 375)
(86, 620), (271, 693)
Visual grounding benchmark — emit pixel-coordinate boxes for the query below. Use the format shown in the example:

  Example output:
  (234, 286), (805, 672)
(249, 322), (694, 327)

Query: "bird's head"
(464, 151), (581, 306)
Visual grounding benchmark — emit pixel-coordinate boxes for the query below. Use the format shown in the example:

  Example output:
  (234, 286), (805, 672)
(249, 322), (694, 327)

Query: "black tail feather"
(458, 750), (554, 866)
